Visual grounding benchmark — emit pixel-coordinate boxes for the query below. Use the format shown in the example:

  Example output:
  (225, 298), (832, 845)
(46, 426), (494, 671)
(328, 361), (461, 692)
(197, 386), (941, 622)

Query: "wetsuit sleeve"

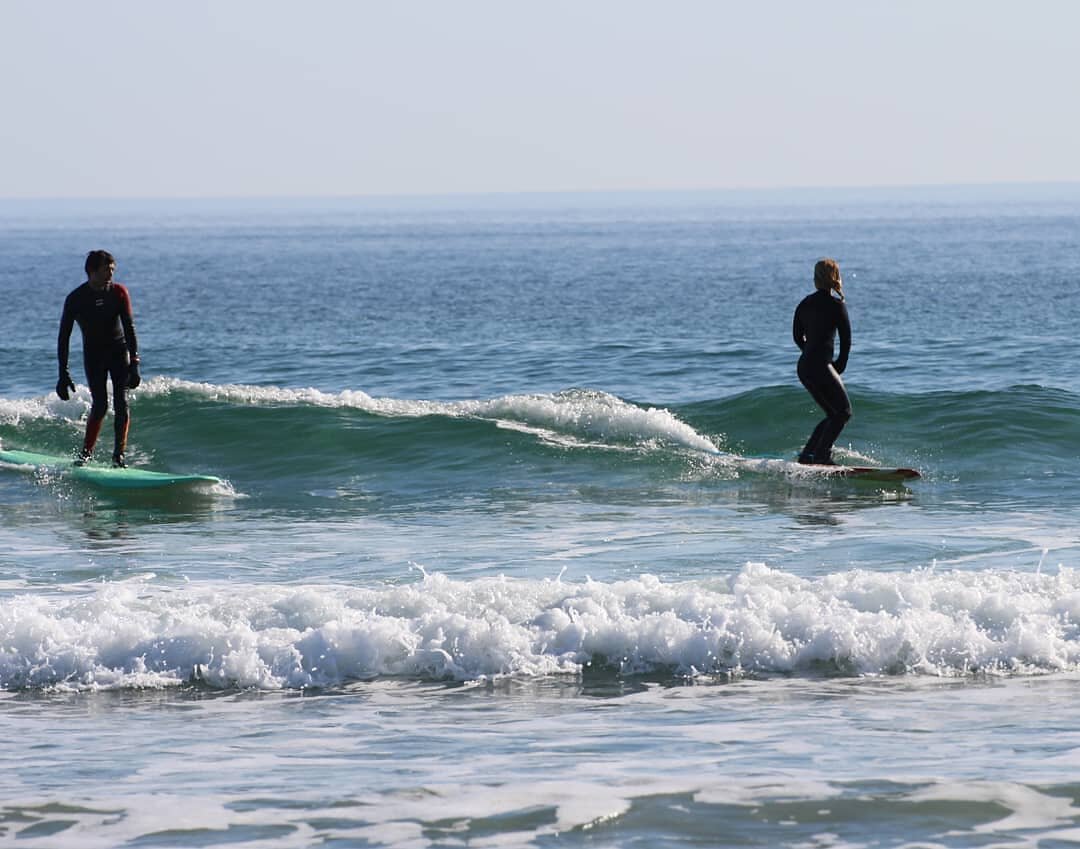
(792, 305), (805, 351)
(57, 294), (75, 375)
(116, 284), (140, 363)
(833, 301), (851, 374)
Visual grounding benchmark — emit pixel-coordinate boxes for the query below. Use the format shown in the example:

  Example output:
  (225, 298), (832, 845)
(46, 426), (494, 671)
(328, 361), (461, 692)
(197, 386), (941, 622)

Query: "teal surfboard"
(0, 448), (220, 490)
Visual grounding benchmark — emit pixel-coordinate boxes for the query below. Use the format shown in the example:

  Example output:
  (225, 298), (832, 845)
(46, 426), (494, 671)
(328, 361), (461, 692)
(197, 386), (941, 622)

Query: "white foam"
(0, 392), (88, 427)
(148, 378), (721, 453)
(732, 456), (863, 480)
(904, 781), (1080, 833)
(5, 563), (1080, 691)
(2, 379), (721, 456)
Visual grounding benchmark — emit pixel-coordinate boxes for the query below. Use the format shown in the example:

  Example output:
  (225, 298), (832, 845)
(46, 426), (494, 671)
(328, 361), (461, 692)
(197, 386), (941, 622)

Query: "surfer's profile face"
(88, 262), (116, 289)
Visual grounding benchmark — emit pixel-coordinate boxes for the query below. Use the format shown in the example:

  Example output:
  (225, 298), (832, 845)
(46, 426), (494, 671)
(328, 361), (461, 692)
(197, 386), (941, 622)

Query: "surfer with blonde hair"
(792, 258), (851, 465)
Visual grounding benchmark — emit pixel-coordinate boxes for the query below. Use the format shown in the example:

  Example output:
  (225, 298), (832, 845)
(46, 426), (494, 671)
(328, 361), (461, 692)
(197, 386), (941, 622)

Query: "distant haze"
(3, 0), (1078, 198)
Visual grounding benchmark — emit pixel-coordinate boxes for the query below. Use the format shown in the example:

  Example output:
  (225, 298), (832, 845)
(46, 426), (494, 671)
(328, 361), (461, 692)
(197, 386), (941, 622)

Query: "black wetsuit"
(792, 289), (851, 464)
(58, 282), (139, 457)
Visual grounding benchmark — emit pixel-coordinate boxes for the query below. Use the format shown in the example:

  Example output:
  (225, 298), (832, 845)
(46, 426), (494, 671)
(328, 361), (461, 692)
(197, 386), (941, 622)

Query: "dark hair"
(85, 250), (116, 275)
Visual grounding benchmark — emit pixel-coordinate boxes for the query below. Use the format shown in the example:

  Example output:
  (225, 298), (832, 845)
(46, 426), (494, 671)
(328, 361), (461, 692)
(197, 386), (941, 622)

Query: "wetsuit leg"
(797, 359), (851, 463)
(800, 418), (830, 464)
(108, 351), (131, 459)
(82, 355), (110, 455)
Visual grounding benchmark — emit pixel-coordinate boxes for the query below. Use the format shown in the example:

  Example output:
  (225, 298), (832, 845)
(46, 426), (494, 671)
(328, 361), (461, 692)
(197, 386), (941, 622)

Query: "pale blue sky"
(2, 0), (1078, 198)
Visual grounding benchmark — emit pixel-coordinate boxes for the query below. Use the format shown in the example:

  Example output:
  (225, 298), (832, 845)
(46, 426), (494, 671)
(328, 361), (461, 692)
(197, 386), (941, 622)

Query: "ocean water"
(3, 186), (1080, 847)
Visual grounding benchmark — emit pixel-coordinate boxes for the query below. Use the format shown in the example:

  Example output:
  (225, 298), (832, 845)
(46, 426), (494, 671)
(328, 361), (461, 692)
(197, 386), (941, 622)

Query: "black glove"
(56, 371), (75, 400)
(127, 360), (141, 390)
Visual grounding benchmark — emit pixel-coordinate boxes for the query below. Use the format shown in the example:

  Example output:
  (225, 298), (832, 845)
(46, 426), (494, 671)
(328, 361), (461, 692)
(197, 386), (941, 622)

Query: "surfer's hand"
(832, 359), (846, 375)
(127, 361), (141, 390)
(56, 372), (75, 400)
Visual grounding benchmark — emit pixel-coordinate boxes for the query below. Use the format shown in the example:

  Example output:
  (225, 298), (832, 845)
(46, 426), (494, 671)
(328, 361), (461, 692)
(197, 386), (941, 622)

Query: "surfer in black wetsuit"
(792, 258), (851, 465)
(56, 250), (142, 467)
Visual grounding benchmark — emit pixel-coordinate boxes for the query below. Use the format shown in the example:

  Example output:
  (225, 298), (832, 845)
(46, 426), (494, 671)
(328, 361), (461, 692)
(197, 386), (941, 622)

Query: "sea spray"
(5, 564), (1080, 691)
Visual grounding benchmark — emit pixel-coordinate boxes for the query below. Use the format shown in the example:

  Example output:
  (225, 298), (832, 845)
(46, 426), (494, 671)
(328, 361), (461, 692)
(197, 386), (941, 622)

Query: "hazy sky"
(3, 1), (1078, 198)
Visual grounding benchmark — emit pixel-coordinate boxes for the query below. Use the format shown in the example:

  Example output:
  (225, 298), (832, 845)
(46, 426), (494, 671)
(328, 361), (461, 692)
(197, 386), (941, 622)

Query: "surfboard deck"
(0, 448), (220, 490)
(801, 463), (921, 482)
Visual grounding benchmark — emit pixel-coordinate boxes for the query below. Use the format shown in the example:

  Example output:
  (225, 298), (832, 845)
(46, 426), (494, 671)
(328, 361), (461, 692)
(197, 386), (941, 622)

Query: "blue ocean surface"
(3, 185), (1080, 847)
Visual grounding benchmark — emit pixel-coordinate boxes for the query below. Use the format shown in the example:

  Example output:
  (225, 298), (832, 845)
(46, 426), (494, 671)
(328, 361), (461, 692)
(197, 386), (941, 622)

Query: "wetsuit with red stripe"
(792, 289), (851, 464)
(58, 282), (140, 458)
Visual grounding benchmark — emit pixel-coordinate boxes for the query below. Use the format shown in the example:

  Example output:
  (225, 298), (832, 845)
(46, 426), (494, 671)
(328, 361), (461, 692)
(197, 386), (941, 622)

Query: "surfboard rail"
(802, 464), (921, 482)
(0, 448), (221, 490)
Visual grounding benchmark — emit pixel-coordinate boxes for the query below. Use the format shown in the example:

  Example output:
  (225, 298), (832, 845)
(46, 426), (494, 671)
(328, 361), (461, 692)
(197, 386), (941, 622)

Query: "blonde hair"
(814, 258), (843, 301)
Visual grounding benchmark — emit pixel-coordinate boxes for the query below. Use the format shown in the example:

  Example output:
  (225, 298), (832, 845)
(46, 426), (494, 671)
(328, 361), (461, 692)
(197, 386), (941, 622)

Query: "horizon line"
(2, 179), (1079, 204)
